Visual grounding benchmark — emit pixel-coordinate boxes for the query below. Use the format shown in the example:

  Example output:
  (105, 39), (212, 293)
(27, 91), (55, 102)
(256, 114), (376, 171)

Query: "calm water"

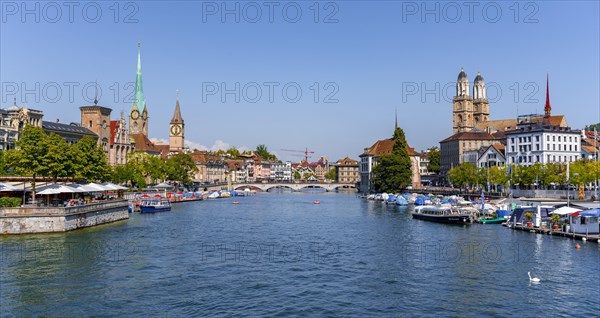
(1, 192), (599, 317)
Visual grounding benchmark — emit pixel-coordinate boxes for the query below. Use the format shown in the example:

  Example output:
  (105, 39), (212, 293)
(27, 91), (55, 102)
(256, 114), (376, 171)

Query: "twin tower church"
(128, 43), (185, 154)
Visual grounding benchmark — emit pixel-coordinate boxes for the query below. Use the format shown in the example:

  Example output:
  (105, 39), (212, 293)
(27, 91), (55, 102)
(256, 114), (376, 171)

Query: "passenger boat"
(411, 205), (473, 224)
(140, 198), (172, 213)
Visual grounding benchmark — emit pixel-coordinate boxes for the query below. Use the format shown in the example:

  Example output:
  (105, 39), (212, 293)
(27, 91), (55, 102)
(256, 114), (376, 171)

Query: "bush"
(0, 197), (22, 207)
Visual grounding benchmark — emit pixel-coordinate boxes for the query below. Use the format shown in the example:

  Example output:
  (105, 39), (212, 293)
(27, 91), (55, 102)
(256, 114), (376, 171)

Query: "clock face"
(131, 109), (139, 120)
(171, 124), (182, 136)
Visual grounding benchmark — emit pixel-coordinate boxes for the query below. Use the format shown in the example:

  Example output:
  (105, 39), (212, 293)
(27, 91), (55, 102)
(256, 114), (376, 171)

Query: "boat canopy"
(578, 209), (600, 217)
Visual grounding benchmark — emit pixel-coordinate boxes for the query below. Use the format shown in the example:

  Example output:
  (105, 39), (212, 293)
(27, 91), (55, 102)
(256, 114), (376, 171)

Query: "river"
(1, 192), (599, 317)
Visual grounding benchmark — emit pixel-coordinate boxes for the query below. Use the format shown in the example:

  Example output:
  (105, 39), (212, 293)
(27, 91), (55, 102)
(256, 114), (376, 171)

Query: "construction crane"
(280, 148), (315, 163)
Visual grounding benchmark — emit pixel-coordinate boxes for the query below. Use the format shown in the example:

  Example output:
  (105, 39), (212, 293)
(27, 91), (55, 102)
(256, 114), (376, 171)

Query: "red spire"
(544, 74), (551, 119)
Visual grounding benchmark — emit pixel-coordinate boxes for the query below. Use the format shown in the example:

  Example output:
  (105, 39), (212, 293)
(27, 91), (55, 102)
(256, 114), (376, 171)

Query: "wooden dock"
(508, 224), (600, 243)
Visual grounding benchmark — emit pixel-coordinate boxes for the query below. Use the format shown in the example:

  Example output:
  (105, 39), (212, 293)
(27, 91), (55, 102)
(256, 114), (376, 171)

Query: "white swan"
(528, 272), (541, 283)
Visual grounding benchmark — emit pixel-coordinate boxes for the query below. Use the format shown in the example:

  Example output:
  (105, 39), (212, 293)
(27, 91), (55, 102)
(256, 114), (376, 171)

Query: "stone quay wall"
(0, 200), (129, 234)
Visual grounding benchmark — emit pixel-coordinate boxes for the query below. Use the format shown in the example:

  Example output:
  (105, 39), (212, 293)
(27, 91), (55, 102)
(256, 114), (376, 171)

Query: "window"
(536, 144), (540, 151)
(89, 120), (92, 128)
(536, 136), (540, 142)
(553, 136), (556, 142)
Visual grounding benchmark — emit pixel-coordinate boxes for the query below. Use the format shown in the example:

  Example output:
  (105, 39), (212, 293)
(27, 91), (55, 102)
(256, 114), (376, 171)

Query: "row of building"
(356, 69), (599, 193)
(439, 70), (598, 185)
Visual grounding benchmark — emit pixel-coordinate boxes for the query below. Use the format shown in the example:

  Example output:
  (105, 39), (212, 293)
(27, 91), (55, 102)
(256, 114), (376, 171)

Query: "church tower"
(169, 97), (184, 152)
(130, 42), (149, 138)
(472, 71), (490, 125)
(452, 68), (474, 134)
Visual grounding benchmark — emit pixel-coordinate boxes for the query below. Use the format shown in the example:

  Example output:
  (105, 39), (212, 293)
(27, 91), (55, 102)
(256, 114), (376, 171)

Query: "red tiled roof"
(365, 139), (419, 157)
(582, 145), (599, 154)
(336, 157), (358, 166)
(131, 134), (169, 158)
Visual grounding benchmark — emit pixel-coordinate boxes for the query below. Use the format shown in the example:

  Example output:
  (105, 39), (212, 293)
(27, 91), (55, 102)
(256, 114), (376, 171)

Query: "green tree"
(166, 153), (197, 184)
(426, 147), (440, 174)
(324, 167), (336, 181)
(44, 133), (71, 181)
(226, 147), (240, 157)
(255, 144), (277, 161)
(449, 163), (474, 188)
(112, 164), (132, 185)
(489, 166), (509, 192)
(5, 126), (49, 199)
(293, 170), (301, 180)
(73, 136), (110, 182)
(371, 127), (412, 192)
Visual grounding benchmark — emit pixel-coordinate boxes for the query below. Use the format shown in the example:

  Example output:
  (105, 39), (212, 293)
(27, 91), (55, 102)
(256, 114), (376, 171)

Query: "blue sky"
(1, 1), (599, 161)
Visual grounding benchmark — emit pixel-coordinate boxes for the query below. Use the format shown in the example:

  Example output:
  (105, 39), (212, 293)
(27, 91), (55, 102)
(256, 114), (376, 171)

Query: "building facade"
(0, 101), (43, 150)
(335, 157), (359, 184)
(359, 138), (421, 193)
(440, 131), (501, 178)
(80, 104), (112, 154)
(109, 112), (134, 166)
(271, 161), (292, 182)
(476, 144), (505, 168)
(505, 124), (581, 165)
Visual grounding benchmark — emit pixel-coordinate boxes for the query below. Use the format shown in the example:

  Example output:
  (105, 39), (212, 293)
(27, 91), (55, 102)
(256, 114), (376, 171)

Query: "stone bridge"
(232, 183), (356, 192)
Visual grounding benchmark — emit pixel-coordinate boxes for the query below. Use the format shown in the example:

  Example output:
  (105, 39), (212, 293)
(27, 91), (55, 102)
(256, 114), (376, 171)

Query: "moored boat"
(412, 205), (473, 224)
(140, 198), (172, 213)
(478, 217), (506, 224)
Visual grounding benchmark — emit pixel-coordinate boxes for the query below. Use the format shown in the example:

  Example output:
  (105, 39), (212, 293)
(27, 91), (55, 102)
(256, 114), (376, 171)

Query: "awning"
(552, 206), (582, 216)
(36, 184), (84, 195)
(580, 209), (600, 217)
(101, 182), (128, 190)
(0, 183), (22, 192)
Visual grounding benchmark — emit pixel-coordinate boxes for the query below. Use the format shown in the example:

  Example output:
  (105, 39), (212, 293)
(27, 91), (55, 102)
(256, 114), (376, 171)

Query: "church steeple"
(169, 93), (185, 152)
(171, 99), (184, 124)
(129, 41), (149, 137)
(544, 73), (551, 119)
(394, 108), (398, 130)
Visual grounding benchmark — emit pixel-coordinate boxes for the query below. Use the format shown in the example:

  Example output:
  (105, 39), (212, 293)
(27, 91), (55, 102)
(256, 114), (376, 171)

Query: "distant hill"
(584, 123), (600, 131)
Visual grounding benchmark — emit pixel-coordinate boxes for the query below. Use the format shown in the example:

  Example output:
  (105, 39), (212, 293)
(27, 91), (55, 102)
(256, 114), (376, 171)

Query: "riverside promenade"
(0, 200), (129, 234)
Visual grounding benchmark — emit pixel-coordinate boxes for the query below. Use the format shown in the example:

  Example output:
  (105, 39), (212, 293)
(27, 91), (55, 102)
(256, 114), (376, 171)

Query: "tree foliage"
(166, 152), (197, 184)
(324, 167), (336, 180)
(426, 147), (440, 173)
(255, 144), (278, 161)
(371, 127), (413, 192)
(73, 136), (111, 182)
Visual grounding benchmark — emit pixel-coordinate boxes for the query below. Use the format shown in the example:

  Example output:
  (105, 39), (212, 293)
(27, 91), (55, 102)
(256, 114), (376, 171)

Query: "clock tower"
(169, 98), (184, 152)
(130, 41), (149, 139)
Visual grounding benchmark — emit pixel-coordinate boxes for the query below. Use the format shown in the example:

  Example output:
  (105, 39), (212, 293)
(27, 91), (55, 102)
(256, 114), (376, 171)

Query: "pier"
(507, 224), (600, 243)
(0, 200), (129, 234)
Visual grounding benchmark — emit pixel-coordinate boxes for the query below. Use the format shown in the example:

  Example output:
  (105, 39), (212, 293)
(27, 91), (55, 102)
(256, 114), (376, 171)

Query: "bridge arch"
(265, 185), (295, 192)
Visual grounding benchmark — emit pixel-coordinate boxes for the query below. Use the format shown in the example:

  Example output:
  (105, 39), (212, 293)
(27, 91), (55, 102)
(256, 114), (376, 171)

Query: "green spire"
(132, 41), (146, 113)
